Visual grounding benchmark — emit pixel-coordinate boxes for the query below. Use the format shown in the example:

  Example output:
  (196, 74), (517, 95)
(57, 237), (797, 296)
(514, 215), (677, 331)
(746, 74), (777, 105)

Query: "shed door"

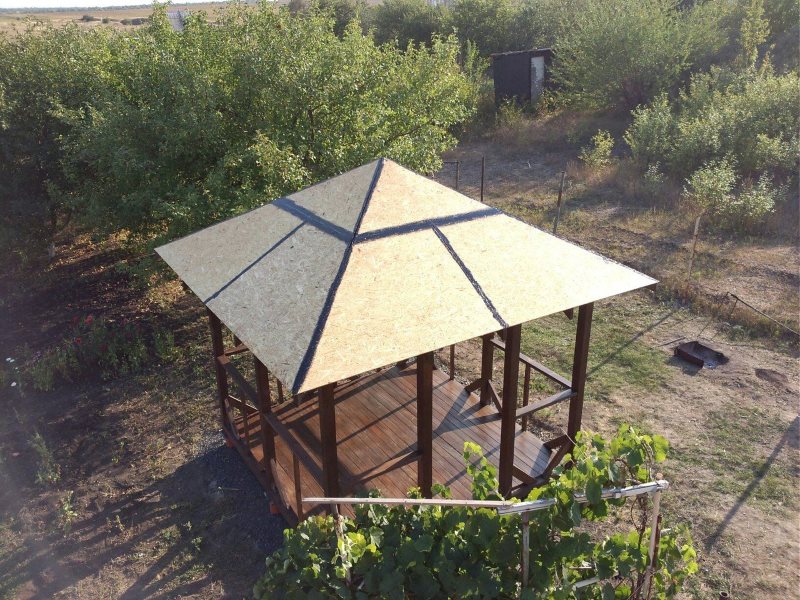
(530, 55), (546, 99)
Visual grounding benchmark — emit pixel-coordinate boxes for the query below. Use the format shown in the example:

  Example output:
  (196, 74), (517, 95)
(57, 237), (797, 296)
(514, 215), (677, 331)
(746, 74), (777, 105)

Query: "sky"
(0, 0), (220, 9)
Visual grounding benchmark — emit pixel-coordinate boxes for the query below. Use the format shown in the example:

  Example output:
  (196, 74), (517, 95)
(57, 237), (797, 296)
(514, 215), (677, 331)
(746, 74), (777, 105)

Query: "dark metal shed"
(491, 48), (553, 105)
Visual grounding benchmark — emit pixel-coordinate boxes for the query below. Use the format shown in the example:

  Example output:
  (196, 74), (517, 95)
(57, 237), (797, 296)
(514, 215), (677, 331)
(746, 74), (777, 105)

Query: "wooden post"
(567, 304), (594, 441)
(479, 333), (494, 406)
(687, 214), (701, 280)
(207, 309), (230, 434)
(319, 383), (340, 498)
(416, 351), (434, 497)
(553, 170), (566, 235)
(499, 324), (521, 496)
(254, 357), (276, 489)
(449, 344), (455, 381)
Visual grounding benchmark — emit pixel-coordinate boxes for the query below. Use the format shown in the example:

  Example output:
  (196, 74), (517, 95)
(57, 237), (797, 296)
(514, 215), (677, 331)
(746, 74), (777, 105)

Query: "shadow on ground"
(0, 431), (286, 600)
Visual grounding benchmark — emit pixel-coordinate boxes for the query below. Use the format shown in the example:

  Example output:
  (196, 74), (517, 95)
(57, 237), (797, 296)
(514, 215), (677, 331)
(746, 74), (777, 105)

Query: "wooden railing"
(489, 336), (573, 431)
(216, 352), (318, 524)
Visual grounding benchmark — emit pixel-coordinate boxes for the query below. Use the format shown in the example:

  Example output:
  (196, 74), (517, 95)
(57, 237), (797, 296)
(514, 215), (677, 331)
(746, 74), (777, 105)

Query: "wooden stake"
(480, 156), (485, 203)
(553, 170), (566, 235)
(455, 160), (460, 191)
(687, 215), (701, 280)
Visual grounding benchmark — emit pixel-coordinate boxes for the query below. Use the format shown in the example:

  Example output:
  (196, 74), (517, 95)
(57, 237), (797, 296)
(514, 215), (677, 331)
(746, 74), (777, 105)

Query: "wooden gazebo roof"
(157, 158), (655, 395)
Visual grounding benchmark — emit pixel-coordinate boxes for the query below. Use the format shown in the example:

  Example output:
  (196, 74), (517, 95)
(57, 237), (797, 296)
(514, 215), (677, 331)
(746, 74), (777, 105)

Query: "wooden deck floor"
(233, 362), (553, 517)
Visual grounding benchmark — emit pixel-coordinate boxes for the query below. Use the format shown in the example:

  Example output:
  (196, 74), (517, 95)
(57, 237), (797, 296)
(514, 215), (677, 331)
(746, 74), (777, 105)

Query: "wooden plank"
(417, 352), (434, 497)
(480, 333), (494, 406)
(568, 303), (593, 440)
(491, 337), (571, 389)
(224, 342), (249, 357)
(499, 325), (521, 496)
(516, 389), (576, 419)
(449, 344), (456, 380)
(319, 383), (340, 498)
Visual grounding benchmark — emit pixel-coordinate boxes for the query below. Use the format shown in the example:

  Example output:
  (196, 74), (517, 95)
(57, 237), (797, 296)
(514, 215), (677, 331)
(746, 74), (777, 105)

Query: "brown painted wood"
(479, 333), (494, 406)
(521, 364), (531, 432)
(516, 389), (576, 419)
(207, 309), (231, 433)
(568, 303), (594, 441)
(491, 337), (571, 389)
(255, 357), (277, 490)
(319, 383), (340, 498)
(449, 344), (456, 380)
(499, 324), (522, 496)
(231, 363), (553, 519)
(417, 352), (434, 497)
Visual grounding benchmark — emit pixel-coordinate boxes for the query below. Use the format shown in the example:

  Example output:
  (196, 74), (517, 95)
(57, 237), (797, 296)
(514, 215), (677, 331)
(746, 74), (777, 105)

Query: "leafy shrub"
(254, 426), (697, 599)
(30, 432), (61, 486)
(579, 130), (615, 168)
(626, 67), (799, 180)
(683, 158), (737, 214)
(683, 159), (776, 230)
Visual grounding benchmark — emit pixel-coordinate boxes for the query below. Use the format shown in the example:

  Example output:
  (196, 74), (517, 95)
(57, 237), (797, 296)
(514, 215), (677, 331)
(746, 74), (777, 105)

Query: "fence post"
(553, 170), (566, 235)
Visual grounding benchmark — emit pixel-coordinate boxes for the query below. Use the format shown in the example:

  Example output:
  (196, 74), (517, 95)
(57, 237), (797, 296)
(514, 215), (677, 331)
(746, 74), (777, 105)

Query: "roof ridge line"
(352, 157), (385, 238)
(289, 157), (385, 394)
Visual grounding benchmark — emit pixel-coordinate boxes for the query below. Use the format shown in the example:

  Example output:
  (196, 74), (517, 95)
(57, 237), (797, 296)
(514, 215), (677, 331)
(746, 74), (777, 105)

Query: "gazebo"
(157, 158), (655, 524)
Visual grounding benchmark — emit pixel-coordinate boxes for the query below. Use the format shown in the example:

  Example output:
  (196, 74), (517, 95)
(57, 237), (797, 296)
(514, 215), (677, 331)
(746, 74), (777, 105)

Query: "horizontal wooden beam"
(490, 337), (571, 388)
(544, 434), (570, 450)
(465, 379), (482, 394)
(516, 389), (576, 419)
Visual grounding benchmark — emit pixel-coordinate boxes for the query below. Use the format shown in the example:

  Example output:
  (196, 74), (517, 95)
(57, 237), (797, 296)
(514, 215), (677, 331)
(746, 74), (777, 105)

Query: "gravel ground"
(193, 431), (287, 557)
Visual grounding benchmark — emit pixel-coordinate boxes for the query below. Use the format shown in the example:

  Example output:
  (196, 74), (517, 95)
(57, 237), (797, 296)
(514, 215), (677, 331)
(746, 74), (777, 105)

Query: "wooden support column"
(319, 383), (340, 498)
(567, 303), (594, 442)
(416, 351), (434, 497)
(254, 357), (276, 489)
(499, 324), (521, 497)
(479, 333), (495, 406)
(206, 309), (230, 434)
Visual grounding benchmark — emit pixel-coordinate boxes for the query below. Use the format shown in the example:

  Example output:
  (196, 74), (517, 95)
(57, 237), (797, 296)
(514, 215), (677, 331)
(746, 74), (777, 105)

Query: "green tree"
(447, 0), (515, 56)
(552, 0), (695, 109)
(371, 0), (445, 47)
(60, 5), (478, 246)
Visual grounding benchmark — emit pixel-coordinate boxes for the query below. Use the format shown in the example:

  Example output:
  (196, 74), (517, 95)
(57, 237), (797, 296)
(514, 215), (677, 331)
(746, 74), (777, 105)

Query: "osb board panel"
(439, 213), (657, 327)
(286, 160), (378, 232)
(156, 203), (304, 303)
(302, 228), (500, 392)
(206, 225), (348, 390)
(358, 160), (486, 233)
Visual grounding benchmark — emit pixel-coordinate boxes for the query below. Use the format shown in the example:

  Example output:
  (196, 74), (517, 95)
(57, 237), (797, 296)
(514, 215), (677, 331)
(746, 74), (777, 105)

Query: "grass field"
(0, 2), (246, 34)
